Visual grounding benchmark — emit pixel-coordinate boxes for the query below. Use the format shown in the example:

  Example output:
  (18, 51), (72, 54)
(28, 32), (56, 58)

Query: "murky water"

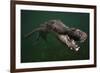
(21, 10), (89, 63)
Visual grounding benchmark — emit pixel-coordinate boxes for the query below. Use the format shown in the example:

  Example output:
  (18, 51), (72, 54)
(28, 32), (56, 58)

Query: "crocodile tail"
(24, 27), (45, 38)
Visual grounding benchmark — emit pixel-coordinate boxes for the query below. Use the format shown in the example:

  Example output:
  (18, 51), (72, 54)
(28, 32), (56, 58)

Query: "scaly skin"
(25, 20), (87, 51)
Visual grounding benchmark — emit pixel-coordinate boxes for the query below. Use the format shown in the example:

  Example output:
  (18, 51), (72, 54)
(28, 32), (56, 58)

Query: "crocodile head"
(57, 29), (87, 51)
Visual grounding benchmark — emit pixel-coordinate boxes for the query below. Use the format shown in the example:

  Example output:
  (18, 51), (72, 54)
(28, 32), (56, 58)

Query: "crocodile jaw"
(58, 34), (80, 51)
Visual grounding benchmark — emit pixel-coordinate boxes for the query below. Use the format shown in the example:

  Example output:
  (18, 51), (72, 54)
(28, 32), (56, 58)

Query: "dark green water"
(21, 10), (89, 63)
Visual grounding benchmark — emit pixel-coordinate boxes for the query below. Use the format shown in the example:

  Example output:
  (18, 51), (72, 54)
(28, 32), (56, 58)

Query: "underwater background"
(21, 10), (89, 63)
